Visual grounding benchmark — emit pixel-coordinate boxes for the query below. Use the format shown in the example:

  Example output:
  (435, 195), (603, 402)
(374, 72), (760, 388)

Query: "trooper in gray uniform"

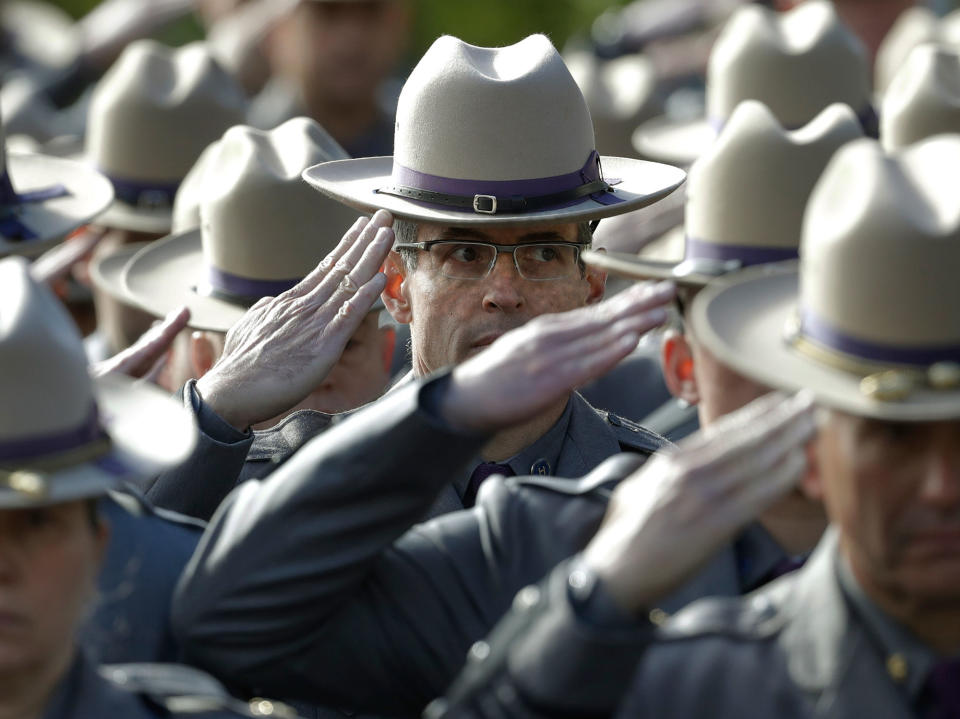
(429, 136), (960, 719)
(145, 32), (686, 522)
(0, 257), (288, 719)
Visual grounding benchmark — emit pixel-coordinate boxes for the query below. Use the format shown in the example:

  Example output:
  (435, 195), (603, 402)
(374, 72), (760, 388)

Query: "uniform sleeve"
(142, 379), (255, 520)
(428, 558), (656, 719)
(171, 373), (495, 715)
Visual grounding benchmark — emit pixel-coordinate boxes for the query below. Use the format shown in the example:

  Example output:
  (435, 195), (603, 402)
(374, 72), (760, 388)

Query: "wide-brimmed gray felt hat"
(303, 34), (685, 227)
(690, 134), (960, 421)
(125, 117), (365, 333)
(633, 1), (873, 167)
(584, 101), (862, 286)
(0, 118), (114, 259)
(882, 44), (960, 150)
(83, 40), (247, 234)
(0, 256), (195, 507)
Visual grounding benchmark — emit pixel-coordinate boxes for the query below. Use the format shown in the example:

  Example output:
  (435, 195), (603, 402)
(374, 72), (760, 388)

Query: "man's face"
(816, 412), (960, 604)
(275, 0), (407, 106)
(387, 222), (605, 376)
(686, 329), (770, 426)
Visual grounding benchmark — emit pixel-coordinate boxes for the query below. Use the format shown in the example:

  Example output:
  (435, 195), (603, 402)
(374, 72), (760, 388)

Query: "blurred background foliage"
(49, 0), (632, 68)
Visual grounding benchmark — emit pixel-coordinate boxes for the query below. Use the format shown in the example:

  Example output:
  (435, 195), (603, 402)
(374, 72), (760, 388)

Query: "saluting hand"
(196, 210), (394, 431)
(583, 390), (817, 614)
(439, 280), (675, 434)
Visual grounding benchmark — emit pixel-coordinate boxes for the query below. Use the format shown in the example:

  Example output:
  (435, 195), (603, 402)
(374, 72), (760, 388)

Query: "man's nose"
(919, 444), (960, 509)
(481, 252), (524, 312)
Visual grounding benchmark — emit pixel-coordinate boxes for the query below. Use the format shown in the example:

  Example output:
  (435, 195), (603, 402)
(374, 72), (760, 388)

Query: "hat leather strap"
(796, 307), (960, 368)
(0, 405), (107, 464)
(197, 265), (301, 307)
(685, 236), (798, 266)
(103, 173), (180, 211)
(377, 151), (621, 215)
(0, 171), (71, 241)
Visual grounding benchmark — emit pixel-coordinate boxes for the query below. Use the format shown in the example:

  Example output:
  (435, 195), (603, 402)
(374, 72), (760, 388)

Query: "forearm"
(172, 373), (488, 689)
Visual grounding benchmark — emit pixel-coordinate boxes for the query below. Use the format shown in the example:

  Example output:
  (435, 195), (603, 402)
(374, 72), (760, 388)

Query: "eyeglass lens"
(430, 242), (580, 280)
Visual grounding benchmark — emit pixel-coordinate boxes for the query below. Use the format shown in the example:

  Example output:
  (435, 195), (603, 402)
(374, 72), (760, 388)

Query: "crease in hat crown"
(798, 135), (960, 364)
(86, 39), (247, 230)
(124, 117), (365, 332)
(393, 34), (595, 181)
(707, 0), (870, 130)
(882, 44), (960, 151)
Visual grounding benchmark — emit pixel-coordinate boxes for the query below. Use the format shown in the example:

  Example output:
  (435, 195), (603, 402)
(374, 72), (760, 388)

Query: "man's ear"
(661, 330), (700, 406)
(189, 331), (220, 379)
(383, 251), (412, 324)
(584, 247), (606, 305)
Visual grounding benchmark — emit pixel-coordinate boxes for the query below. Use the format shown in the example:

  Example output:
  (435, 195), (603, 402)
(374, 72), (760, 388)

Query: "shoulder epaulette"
(599, 411), (673, 454)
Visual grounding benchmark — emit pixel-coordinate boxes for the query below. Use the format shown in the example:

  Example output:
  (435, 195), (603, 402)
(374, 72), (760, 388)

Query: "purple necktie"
(463, 462), (514, 508)
(924, 658), (960, 719)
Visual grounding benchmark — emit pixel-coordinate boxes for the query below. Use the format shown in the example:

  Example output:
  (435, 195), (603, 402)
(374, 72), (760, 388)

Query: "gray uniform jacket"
(43, 654), (290, 718)
(145, 377), (661, 522)
(171, 375), (669, 717)
(433, 530), (929, 719)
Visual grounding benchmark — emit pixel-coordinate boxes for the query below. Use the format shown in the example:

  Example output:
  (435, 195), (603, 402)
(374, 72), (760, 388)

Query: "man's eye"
(449, 245), (482, 263)
(26, 509), (54, 529)
(530, 246), (559, 263)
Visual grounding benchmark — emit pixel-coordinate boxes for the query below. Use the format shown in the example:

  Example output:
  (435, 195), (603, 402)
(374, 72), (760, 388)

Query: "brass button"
(929, 362), (960, 390)
(250, 698), (275, 716)
(648, 608), (669, 626)
(860, 371), (913, 402)
(886, 653), (909, 683)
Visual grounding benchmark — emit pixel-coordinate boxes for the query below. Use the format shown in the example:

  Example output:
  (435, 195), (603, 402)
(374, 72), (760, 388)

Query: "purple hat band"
(202, 265), (300, 306)
(379, 150), (624, 213)
(0, 170), (71, 241)
(103, 172), (180, 211)
(799, 308), (960, 367)
(708, 103), (879, 139)
(685, 236), (799, 266)
(0, 405), (103, 463)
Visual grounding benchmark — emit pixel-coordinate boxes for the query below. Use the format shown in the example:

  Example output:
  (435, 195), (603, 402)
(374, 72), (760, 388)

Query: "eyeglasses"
(393, 240), (589, 281)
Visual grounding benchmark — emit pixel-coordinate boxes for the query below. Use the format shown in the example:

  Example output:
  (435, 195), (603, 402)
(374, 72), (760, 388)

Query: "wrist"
(195, 375), (248, 432)
(438, 370), (495, 435)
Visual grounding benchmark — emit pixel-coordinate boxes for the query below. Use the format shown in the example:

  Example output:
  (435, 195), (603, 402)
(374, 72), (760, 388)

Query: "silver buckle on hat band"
(473, 195), (497, 214)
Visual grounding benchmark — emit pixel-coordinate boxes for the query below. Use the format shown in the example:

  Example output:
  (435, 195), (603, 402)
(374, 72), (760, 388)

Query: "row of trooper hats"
(634, 0), (874, 166)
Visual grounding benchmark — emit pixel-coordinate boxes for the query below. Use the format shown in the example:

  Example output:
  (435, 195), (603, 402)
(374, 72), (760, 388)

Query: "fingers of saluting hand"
(89, 306), (190, 380)
(309, 221), (394, 307)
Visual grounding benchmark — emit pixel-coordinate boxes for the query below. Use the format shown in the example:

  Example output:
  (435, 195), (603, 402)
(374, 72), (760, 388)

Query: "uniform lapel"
(553, 393), (623, 478)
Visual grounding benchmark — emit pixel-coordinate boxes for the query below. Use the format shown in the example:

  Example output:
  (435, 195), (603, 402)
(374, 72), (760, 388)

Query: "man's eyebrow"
(435, 227), (490, 241)
(517, 231), (569, 243)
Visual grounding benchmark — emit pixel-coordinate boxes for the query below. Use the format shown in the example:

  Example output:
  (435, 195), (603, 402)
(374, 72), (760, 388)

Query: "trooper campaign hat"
(565, 49), (660, 159)
(875, 6), (960, 96)
(0, 110), (114, 258)
(84, 40), (247, 234)
(692, 134), (960, 421)
(124, 117), (363, 332)
(0, 257), (195, 507)
(302, 34), (685, 226)
(882, 44), (960, 151)
(583, 101), (862, 285)
(633, 1), (873, 167)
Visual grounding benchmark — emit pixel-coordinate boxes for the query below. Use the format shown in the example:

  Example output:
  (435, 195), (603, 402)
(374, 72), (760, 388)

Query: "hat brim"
(88, 241), (152, 304)
(0, 373), (196, 508)
(124, 230), (384, 333)
(95, 201), (173, 235)
(302, 155), (686, 226)
(632, 116), (716, 166)
(0, 152), (115, 258)
(124, 230), (246, 333)
(690, 265), (960, 421)
(582, 249), (716, 287)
